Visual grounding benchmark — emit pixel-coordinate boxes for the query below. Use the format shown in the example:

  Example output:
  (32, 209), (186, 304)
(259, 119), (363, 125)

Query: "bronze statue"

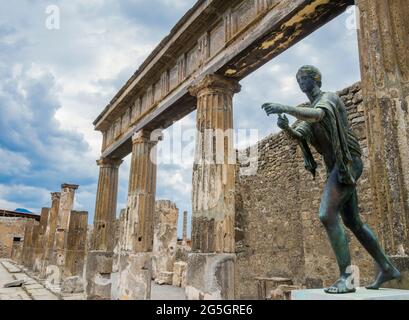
(262, 65), (400, 294)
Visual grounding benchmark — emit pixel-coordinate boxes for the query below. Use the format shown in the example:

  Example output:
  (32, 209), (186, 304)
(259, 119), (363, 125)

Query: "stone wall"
(235, 82), (378, 299)
(0, 217), (29, 259)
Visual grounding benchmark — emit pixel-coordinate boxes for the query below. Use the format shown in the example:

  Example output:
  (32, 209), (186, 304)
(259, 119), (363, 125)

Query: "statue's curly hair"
(297, 65), (322, 88)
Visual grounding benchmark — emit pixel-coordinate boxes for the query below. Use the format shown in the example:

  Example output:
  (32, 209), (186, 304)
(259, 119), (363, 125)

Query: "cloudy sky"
(0, 1), (361, 237)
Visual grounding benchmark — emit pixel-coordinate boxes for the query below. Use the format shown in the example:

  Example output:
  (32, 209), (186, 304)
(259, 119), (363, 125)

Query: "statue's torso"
(298, 92), (361, 174)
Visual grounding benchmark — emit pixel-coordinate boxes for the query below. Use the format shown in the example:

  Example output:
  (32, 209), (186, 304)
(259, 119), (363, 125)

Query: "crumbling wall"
(0, 217), (29, 259)
(235, 82), (377, 299)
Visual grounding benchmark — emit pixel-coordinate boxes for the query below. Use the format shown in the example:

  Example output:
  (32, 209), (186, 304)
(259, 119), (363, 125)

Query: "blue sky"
(0, 1), (361, 237)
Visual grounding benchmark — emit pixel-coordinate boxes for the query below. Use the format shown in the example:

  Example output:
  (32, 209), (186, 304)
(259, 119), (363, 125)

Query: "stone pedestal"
(185, 253), (235, 300)
(85, 251), (113, 300)
(117, 253), (152, 300)
(291, 288), (409, 300)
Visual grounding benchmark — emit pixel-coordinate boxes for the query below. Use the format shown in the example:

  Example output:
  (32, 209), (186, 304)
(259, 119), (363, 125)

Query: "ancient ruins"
(1, 0), (408, 300)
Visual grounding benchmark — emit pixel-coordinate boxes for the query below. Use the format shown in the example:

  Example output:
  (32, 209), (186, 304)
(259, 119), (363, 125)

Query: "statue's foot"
(366, 266), (401, 290)
(324, 277), (356, 294)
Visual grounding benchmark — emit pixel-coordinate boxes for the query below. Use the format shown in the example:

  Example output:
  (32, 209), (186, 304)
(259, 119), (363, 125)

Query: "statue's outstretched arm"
(262, 103), (325, 122)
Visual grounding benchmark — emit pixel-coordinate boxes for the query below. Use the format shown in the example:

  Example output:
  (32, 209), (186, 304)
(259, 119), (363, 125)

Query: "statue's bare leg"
(319, 169), (356, 294)
(341, 191), (401, 290)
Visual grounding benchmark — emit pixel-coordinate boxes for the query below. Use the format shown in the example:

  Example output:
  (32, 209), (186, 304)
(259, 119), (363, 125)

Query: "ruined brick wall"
(235, 82), (378, 299)
(0, 217), (30, 259)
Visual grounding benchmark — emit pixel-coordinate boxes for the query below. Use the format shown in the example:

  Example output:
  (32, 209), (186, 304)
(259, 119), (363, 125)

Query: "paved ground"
(151, 282), (186, 300)
(0, 259), (59, 300)
(1, 259), (185, 300)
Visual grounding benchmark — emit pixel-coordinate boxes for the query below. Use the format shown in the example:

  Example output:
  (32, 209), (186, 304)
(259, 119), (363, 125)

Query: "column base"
(85, 250), (113, 300)
(117, 252), (152, 300)
(186, 253), (236, 300)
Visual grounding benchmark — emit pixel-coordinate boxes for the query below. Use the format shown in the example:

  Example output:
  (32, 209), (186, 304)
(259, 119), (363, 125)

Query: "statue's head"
(296, 65), (322, 93)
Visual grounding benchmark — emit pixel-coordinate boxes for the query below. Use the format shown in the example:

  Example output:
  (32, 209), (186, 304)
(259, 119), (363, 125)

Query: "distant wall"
(235, 82), (378, 299)
(0, 217), (30, 259)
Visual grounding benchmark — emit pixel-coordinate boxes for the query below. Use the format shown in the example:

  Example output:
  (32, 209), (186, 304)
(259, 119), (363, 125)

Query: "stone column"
(86, 157), (122, 300)
(187, 74), (241, 300)
(22, 220), (35, 268)
(33, 207), (50, 273)
(182, 211), (188, 246)
(117, 129), (161, 300)
(356, 0), (409, 255)
(52, 183), (79, 283)
(62, 211), (88, 293)
(40, 192), (60, 279)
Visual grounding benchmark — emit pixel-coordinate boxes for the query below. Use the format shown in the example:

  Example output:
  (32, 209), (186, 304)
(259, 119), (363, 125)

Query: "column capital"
(51, 192), (61, 200)
(189, 74), (241, 98)
(96, 157), (123, 168)
(61, 183), (79, 191)
(132, 129), (163, 145)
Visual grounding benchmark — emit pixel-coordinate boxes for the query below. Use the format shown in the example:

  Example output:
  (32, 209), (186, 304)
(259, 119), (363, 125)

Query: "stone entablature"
(94, 0), (351, 159)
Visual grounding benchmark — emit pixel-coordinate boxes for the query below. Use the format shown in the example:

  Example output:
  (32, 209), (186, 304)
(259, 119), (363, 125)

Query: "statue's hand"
(262, 103), (288, 116)
(277, 114), (289, 130)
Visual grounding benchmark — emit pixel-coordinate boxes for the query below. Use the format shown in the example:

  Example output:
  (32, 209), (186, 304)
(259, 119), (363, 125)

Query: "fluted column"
(182, 211), (188, 246)
(186, 74), (241, 300)
(117, 129), (161, 300)
(356, 0), (409, 255)
(86, 157), (122, 300)
(92, 158), (122, 251)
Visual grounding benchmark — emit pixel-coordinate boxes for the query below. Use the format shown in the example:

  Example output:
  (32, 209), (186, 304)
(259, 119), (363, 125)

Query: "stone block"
(172, 261), (187, 288)
(155, 271), (174, 285)
(85, 251), (114, 300)
(61, 276), (84, 294)
(271, 285), (303, 300)
(117, 252), (152, 300)
(186, 253), (235, 300)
